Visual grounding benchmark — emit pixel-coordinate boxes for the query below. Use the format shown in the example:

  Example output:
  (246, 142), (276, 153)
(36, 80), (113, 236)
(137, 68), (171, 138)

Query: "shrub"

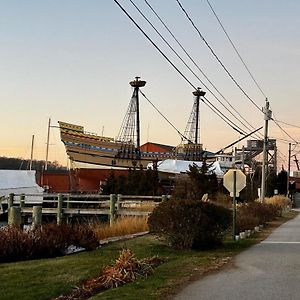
(236, 212), (259, 232)
(148, 199), (231, 250)
(72, 224), (99, 250)
(210, 192), (232, 209)
(265, 195), (291, 215)
(237, 201), (279, 225)
(0, 226), (37, 262)
(0, 223), (99, 263)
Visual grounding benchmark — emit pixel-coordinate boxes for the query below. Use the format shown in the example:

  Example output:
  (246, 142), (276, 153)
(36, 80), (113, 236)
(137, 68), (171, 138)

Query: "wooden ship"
(59, 77), (208, 169)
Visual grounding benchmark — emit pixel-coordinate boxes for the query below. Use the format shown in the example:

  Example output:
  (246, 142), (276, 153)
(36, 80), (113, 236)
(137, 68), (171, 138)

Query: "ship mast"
(117, 77), (146, 164)
(181, 88), (206, 160)
(184, 88), (206, 144)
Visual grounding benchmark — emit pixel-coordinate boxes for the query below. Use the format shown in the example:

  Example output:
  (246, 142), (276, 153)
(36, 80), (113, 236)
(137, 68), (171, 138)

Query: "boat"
(58, 120), (175, 169)
(59, 77), (209, 169)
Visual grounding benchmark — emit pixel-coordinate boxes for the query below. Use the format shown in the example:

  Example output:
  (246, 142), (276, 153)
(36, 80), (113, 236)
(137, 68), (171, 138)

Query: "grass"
(0, 211), (297, 300)
(92, 216), (149, 240)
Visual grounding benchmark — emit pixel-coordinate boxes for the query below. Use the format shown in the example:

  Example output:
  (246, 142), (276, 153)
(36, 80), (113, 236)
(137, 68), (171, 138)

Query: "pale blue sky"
(1, 1), (299, 168)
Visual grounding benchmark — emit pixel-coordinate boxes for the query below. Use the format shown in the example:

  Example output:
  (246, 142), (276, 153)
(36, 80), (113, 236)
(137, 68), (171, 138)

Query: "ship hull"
(59, 121), (173, 169)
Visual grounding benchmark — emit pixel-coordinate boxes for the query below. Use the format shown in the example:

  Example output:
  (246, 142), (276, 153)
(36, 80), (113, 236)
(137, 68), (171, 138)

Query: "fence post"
(32, 206), (42, 229)
(110, 194), (117, 226)
(8, 206), (22, 227)
(20, 194), (25, 208)
(117, 194), (122, 211)
(8, 193), (14, 209)
(66, 194), (70, 209)
(57, 194), (63, 225)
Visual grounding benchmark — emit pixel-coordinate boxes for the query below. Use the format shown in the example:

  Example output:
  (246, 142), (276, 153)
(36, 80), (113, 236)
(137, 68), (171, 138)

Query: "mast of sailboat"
(29, 134), (34, 170)
(129, 76), (146, 158)
(193, 88), (206, 144)
(45, 118), (51, 171)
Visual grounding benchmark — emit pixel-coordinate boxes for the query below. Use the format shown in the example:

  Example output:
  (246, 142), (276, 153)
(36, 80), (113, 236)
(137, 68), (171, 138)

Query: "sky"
(1, 0), (300, 170)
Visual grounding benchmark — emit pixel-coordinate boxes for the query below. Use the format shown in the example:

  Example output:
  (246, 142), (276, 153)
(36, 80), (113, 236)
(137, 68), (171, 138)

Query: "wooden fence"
(0, 193), (169, 226)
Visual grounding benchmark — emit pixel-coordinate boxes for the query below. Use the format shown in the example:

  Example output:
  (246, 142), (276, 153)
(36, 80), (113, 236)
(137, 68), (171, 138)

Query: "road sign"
(223, 169), (246, 197)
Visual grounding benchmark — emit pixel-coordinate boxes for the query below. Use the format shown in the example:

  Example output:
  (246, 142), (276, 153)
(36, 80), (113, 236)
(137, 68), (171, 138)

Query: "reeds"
(92, 216), (149, 240)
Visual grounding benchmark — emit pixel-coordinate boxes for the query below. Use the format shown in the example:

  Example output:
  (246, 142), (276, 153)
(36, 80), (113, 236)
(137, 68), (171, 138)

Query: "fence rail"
(0, 193), (170, 226)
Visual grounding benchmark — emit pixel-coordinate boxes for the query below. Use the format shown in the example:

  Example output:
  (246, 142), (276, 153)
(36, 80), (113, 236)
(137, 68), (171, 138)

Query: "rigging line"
(139, 90), (192, 142)
(130, 0), (259, 138)
(175, 0), (262, 113)
(114, 0), (196, 90)
(206, 0), (267, 99)
(142, 0), (263, 139)
(114, 0), (252, 138)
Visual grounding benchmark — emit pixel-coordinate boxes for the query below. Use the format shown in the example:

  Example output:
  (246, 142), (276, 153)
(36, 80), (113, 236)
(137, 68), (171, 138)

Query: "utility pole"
(260, 99), (272, 201)
(45, 118), (51, 171)
(287, 142), (292, 196)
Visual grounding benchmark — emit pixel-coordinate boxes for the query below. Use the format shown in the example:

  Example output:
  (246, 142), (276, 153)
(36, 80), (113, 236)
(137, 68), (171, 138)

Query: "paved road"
(174, 210), (300, 300)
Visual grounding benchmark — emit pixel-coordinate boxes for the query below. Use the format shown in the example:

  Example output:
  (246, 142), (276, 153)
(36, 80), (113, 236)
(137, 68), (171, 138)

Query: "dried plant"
(54, 249), (162, 300)
(92, 216), (148, 240)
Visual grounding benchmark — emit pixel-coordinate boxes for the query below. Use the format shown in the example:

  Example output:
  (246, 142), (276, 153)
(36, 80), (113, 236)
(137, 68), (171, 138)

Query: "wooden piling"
(110, 194), (117, 226)
(8, 206), (21, 227)
(32, 206), (42, 229)
(8, 193), (14, 209)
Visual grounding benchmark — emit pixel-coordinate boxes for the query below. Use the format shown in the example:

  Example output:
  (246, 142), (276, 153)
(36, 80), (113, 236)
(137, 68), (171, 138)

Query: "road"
(174, 209), (300, 300)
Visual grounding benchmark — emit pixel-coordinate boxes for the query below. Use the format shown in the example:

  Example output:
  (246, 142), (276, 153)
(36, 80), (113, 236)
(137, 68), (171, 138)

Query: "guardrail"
(1, 193), (170, 227)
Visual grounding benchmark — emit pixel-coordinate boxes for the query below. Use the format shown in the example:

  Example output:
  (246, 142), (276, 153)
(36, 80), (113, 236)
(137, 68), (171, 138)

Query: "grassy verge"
(0, 211), (297, 300)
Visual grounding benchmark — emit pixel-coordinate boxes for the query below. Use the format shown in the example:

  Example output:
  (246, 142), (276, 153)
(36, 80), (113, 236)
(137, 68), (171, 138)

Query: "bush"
(237, 201), (280, 226)
(0, 223), (99, 263)
(0, 226), (37, 262)
(148, 199), (231, 250)
(265, 195), (291, 215)
(236, 212), (259, 232)
(72, 224), (99, 250)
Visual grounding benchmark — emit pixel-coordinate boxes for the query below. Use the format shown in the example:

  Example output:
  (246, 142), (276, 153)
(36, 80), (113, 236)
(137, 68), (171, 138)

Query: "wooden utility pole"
(287, 142), (292, 196)
(260, 99), (272, 201)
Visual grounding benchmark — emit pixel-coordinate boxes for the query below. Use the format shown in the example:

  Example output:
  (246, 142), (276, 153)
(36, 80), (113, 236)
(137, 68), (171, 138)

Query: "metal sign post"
(223, 169), (246, 241)
(233, 170), (237, 240)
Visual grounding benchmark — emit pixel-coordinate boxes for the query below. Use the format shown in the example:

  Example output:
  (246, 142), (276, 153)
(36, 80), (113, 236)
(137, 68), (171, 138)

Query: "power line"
(114, 0), (252, 136)
(177, 0), (300, 145)
(275, 119), (300, 129)
(175, 0), (263, 112)
(271, 117), (299, 144)
(206, 0), (267, 99)
(130, 0), (259, 137)
(142, 0), (263, 140)
(113, 0), (196, 89)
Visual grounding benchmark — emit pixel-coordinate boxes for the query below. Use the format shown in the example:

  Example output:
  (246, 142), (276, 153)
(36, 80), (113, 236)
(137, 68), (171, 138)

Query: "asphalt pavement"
(174, 209), (300, 300)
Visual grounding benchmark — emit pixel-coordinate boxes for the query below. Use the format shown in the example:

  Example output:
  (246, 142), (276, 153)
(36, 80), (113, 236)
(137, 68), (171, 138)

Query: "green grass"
(0, 235), (253, 300)
(0, 211), (296, 300)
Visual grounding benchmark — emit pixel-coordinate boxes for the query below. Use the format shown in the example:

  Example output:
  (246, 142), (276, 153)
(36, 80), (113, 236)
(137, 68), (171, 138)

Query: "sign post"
(233, 170), (236, 240)
(223, 169), (246, 240)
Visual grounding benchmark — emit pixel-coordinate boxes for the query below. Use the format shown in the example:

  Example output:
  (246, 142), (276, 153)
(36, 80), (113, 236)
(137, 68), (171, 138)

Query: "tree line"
(0, 156), (67, 171)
